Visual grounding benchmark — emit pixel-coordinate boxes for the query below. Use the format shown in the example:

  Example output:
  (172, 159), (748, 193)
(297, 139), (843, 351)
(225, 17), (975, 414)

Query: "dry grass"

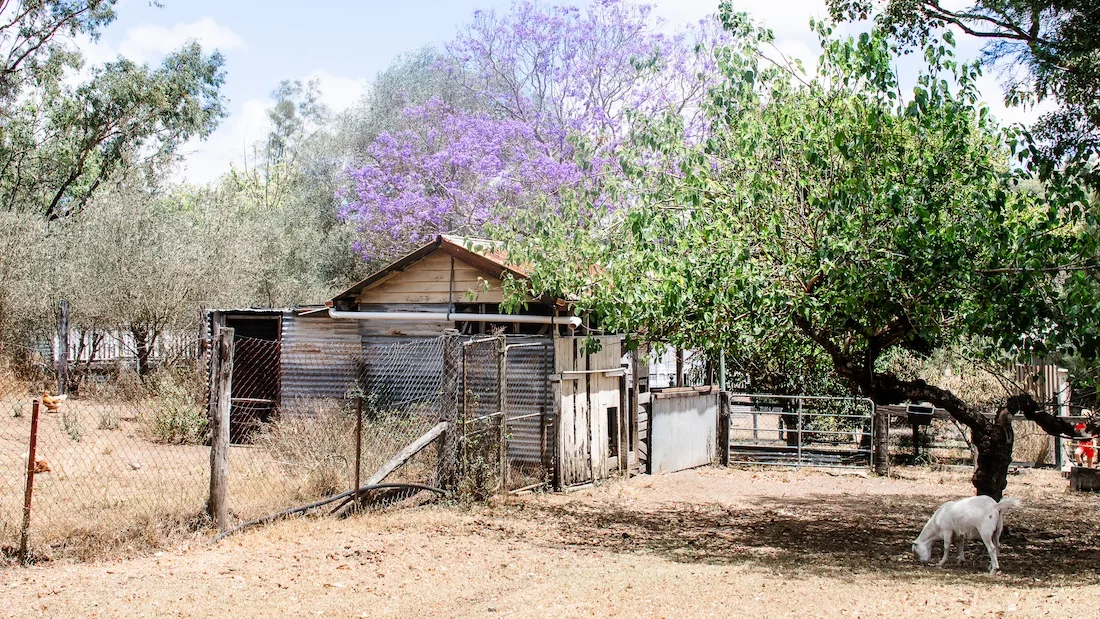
(2, 466), (1098, 618)
(0, 390), (440, 563)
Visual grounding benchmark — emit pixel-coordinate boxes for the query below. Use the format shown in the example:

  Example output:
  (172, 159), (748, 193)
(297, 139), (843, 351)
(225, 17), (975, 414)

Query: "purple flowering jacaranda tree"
(339, 0), (726, 260)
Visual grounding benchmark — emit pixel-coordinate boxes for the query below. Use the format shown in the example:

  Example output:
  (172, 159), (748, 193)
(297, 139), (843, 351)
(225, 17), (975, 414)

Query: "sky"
(78, 0), (1048, 183)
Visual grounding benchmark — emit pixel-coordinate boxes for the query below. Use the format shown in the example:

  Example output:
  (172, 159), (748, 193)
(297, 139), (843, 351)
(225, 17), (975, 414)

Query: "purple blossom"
(340, 0), (730, 260)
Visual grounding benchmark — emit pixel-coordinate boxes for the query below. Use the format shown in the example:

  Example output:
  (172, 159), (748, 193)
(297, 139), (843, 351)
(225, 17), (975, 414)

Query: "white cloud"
(174, 71), (368, 184)
(651, 0), (827, 39)
(118, 17), (246, 63)
(174, 97), (270, 184)
(75, 17), (245, 70)
(308, 71), (369, 114)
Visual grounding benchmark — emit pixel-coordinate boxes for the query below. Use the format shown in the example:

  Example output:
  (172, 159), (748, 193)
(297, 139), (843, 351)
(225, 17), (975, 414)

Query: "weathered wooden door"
(554, 335), (622, 487)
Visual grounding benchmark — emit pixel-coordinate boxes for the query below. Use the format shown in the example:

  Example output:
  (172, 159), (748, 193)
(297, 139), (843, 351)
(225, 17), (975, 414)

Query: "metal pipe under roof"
(327, 308), (581, 328)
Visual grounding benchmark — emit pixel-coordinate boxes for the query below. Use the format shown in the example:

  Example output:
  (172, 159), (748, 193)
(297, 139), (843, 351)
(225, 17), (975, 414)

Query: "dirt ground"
(2, 465), (1099, 618)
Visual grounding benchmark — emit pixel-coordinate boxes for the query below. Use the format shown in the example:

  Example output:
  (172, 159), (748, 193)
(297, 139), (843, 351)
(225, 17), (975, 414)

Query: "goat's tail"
(996, 497), (1022, 512)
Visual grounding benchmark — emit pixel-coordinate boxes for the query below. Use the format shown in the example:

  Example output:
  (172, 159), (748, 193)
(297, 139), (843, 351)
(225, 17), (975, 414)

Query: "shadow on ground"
(487, 492), (1100, 586)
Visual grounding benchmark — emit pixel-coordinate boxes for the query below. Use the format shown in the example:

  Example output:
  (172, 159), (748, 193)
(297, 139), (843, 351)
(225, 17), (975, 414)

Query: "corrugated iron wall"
(650, 389), (718, 474)
(280, 314), (361, 410)
(360, 336), (445, 409)
(505, 339), (554, 467)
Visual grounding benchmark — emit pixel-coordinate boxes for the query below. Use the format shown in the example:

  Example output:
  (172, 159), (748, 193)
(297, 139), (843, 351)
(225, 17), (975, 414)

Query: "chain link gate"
(459, 337), (505, 497)
(722, 393), (876, 470)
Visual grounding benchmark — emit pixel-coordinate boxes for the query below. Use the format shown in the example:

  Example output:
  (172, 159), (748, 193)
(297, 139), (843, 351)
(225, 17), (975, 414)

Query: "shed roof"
(329, 234), (537, 306)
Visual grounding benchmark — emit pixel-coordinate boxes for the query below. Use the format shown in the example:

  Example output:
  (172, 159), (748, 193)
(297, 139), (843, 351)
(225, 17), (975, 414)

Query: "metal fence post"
(18, 400), (41, 565)
(796, 397), (803, 468)
(498, 336), (508, 494)
(207, 326), (234, 531)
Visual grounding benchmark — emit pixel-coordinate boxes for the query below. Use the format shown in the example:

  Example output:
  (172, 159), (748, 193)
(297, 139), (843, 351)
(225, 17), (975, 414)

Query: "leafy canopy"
(504, 5), (1095, 405)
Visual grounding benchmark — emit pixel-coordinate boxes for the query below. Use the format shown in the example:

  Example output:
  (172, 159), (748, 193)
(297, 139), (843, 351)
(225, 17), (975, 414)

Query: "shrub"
(254, 405), (354, 500)
(97, 408), (121, 430)
(144, 368), (207, 444)
(62, 407), (83, 441)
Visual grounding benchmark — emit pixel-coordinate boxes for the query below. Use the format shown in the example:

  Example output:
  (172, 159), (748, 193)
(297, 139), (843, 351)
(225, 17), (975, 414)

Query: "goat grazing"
(912, 495), (1022, 573)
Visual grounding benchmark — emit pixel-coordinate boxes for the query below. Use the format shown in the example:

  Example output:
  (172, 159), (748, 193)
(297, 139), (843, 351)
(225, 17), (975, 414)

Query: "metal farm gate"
(723, 393), (875, 470)
(458, 336), (555, 495)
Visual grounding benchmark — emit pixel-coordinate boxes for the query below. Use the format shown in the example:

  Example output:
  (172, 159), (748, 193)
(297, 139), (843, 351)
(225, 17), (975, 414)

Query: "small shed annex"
(326, 234), (643, 488)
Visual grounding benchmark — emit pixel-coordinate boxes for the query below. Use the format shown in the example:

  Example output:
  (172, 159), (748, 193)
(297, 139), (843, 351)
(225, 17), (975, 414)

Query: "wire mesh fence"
(503, 341), (554, 492)
(224, 334), (453, 522)
(459, 337), (505, 498)
(2, 325), (555, 562)
(0, 337), (210, 562)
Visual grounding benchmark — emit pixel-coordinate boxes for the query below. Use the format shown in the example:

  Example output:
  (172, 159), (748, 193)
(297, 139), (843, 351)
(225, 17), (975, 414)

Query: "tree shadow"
(506, 492), (1100, 586)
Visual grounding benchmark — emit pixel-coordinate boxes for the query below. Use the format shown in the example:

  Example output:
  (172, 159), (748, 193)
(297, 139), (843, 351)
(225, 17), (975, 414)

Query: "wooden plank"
(364, 290), (507, 305)
(365, 421), (449, 486)
(367, 279), (503, 294)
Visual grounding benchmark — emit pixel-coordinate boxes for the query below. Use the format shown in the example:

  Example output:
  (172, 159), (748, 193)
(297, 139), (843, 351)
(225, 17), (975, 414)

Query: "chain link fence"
(0, 337), (210, 562)
(3, 327), (556, 562)
(224, 334), (454, 522)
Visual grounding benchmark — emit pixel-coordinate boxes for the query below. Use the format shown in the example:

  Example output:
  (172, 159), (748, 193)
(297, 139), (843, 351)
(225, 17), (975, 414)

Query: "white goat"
(911, 495), (1022, 573)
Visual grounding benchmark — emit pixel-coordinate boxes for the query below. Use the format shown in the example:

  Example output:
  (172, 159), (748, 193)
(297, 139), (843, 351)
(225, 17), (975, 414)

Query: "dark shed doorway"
(224, 314), (281, 443)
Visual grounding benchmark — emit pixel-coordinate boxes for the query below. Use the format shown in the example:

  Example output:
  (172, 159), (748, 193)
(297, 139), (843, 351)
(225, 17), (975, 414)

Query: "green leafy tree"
(828, 0), (1100, 186)
(505, 7), (1098, 499)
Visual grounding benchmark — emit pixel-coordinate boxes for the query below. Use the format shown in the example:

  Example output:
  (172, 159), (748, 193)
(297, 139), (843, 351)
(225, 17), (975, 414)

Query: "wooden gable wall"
(356, 250), (520, 306)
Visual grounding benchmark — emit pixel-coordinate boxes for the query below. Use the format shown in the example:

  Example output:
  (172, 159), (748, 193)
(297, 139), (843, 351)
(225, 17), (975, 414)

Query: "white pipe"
(327, 308), (581, 328)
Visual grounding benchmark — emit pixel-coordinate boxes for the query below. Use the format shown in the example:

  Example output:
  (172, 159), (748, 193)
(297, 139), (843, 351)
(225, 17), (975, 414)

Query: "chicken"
(22, 454), (51, 474)
(41, 391), (67, 413)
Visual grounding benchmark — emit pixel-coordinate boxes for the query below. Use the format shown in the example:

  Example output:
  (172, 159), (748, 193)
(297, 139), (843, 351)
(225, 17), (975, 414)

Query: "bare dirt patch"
(1, 466), (1097, 617)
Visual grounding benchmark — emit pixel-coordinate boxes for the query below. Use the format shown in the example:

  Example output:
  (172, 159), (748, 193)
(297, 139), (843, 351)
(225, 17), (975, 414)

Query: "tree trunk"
(868, 374), (1020, 498)
(132, 326), (151, 377)
(969, 409), (1015, 500)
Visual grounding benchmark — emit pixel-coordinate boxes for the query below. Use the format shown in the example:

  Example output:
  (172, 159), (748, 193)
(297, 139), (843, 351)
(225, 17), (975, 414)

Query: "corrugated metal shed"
(505, 339), (554, 466)
(360, 336), (445, 410)
(279, 313), (361, 409)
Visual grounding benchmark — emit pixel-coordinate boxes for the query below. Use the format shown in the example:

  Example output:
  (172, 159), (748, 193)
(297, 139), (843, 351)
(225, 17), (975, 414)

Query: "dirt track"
(2, 466), (1098, 618)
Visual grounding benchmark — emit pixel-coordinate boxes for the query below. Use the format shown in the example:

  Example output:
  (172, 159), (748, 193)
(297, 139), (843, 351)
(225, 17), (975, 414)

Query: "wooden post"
(630, 346), (642, 462)
(552, 334), (564, 489)
(57, 300), (69, 394)
(873, 406), (889, 475)
(675, 348), (684, 388)
(719, 392), (731, 466)
(207, 326), (234, 530)
(18, 400), (41, 564)
(618, 373), (628, 476)
(498, 336), (509, 494)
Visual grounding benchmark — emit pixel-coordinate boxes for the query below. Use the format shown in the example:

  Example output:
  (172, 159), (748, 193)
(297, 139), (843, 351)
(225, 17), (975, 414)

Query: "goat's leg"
(938, 532), (953, 568)
(993, 516), (1004, 553)
(981, 531), (999, 573)
(956, 539), (965, 564)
